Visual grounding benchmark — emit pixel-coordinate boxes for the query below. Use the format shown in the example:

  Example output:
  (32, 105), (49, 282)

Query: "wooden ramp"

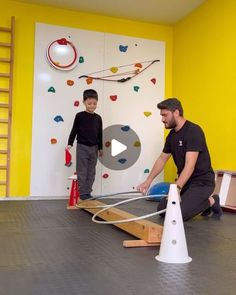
(69, 200), (163, 247)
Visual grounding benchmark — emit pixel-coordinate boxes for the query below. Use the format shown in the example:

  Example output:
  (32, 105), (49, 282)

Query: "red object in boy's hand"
(65, 149), (72, 167)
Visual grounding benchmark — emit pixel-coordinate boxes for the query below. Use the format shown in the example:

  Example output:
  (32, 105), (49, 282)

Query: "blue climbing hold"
(54, 115), (64, 123)
(121, 125), (130, 132)
(119, 45), (128, 52)
(118, 158), (127, 164)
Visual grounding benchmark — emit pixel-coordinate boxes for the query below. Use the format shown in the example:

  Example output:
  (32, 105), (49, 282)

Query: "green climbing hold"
(48, 86), (55, 93)
(79, 56), (84, 63)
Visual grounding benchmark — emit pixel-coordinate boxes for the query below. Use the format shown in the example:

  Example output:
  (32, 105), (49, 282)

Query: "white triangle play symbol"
(111, 139), (127, 157)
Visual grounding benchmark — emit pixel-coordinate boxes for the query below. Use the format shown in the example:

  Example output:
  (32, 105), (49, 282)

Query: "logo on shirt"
(179, 140), (183, 146)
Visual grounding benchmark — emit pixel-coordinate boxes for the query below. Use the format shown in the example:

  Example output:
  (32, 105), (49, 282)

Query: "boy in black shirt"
(137, 98), (222, 221)
(66, 89), (103, 200)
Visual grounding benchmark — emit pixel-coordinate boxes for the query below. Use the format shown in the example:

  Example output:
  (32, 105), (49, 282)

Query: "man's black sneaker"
(201, 206), (212, 216)
(211, 194), (223, 218)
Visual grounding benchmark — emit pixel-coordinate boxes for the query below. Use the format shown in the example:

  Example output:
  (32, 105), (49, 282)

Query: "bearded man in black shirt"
(137, 98), (222, 221)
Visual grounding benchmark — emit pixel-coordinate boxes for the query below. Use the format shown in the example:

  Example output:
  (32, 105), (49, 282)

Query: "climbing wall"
(30, 23), (165, 198)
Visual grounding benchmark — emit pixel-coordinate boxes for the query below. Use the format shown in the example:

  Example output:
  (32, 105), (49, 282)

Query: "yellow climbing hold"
(134, 141), (141, 147)
(110, 67), (118, 73)
(144, 112), (152, 117)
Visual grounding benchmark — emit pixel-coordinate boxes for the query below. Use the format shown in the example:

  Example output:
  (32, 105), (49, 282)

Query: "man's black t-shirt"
(68, 111), (103, 150)
(163, 120), (215, 186)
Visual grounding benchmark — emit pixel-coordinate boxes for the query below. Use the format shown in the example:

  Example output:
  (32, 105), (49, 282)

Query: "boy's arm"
(67, 114), (79, 147)
(98, 116), (103, 151)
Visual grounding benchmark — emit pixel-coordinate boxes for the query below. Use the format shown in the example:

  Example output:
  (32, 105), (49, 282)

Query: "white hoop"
(76, 191), (142, 209)
(76, 192), (167, 210)
(91, 195), (166, 224)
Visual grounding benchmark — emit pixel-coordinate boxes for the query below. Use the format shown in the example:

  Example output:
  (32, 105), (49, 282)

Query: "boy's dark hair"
(83, 89), (98, 101)
(157, 98), (184, 116)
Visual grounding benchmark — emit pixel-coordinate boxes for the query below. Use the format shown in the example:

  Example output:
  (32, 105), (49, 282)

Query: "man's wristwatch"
(177, 185), (182, 190)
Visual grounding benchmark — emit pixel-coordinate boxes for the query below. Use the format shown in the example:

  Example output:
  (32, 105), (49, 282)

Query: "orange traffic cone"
(67, 173), (80, 209)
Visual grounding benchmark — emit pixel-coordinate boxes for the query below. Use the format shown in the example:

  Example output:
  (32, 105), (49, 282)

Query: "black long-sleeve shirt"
(68, 111), (103, 150)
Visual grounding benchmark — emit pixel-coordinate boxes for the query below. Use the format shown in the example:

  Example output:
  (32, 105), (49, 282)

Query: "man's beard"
(165, 117), (177, 129)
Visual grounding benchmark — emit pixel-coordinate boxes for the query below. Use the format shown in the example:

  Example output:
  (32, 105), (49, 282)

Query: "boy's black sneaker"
(211, 194), (223, 218)
(80, 194), (92, 200)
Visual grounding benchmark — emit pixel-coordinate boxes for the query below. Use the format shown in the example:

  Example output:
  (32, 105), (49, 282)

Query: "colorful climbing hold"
(151, 78), (156, 84)
(67, 80), (74, 86)
(119, 45), (128, 52)
(133, 86), (140, 92)
(118, 158), (127, 164)
(102, 173), (109, 179)
(121, 125), (130, 132)
(110, 67), (118, 73)
(86, 77), (93, 85)
(134, 141), (141, 147)
(134, 63), (142, 68)
(79, 56), (84, 63)
(48, 86), (55, 93)
(105, 141), (111, 148)
(74, 100), (79, 107)
(144, 168), (150, 173)
(54, 115), (64, 123)
(57, 38), (68, 45)
(144, 112), (152, 117)
(110, 95), (118, 101)
(50, 138), (57, 144)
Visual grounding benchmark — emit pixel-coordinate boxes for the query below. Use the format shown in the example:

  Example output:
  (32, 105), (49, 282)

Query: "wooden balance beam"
(74, 199), (163, 247)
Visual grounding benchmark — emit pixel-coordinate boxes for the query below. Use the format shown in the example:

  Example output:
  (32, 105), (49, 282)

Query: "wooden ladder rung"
(0, 88), (9, 93)
(0, 42), (11, 48)
(0, 181), (7, 185)
(0, 119), (8, 123)
(0, 103), (9, 108)
(0, 27), (11, 32)
(0, 150), (8, 154)
(0, 134), (8, 138)
(0, 165), (7, 170)
(0, 58), (11, 63)
(0, 73), (10, 78)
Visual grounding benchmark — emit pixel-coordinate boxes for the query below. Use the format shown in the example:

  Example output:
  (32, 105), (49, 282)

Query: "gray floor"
(0, 199), (236, 295)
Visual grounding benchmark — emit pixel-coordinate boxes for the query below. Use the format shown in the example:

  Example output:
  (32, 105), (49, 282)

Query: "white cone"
(155, 184), (192, 263)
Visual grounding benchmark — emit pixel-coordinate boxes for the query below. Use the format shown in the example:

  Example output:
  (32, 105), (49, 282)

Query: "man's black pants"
(157, 183), (215, 221)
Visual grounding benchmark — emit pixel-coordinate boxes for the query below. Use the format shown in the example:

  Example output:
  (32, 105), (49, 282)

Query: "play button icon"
(111, 139), (127, 157)
(99, 124), (141, 170)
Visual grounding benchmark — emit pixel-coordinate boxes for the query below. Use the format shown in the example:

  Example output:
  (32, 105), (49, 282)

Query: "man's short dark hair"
(157, 98), (183, 116)
(83, 89), (98, 101)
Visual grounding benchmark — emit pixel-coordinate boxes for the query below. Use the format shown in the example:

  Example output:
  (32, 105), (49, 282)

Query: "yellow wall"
(1, 0), (173, 196)
(172, 0), (236, 178)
